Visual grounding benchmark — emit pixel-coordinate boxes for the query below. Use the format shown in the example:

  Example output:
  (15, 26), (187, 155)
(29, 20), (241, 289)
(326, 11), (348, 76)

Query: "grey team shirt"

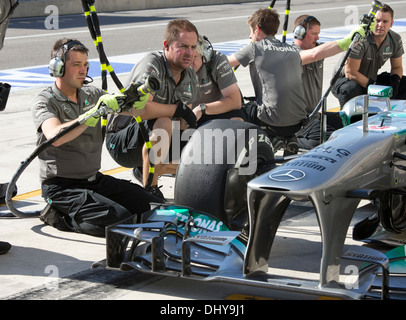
(193, 50), (237, 106)
(108, 51), (198, 132)
(127, 51), (197, 105)
(292, 43), (324, 115)
(32, 84), (105, 183)
(348, 29), (404, 81)
(234, 36), (307, 127)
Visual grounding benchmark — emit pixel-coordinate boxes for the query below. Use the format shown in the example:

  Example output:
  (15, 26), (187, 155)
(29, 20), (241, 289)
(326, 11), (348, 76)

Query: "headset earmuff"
(200, 35), (213, 64)
(293, 15), (316, 40)
(48, 40), (84, 78)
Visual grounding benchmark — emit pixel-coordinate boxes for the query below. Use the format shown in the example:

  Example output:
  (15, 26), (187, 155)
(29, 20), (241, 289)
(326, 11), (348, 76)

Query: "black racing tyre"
(378, 190), (406, 234)
(174, 119), (275, 230)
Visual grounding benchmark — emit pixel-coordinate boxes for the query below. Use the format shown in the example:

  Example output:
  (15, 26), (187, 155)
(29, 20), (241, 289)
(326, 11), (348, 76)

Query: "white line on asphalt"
(5, 1), (405, 41)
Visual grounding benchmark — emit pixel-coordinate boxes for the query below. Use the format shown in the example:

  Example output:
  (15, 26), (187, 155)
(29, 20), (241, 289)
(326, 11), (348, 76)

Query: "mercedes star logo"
(269, 169), (306, 182)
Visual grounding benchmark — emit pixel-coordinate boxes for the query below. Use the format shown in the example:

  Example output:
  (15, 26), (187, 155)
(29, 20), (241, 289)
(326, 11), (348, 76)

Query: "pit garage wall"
(13, 0), (261, 18)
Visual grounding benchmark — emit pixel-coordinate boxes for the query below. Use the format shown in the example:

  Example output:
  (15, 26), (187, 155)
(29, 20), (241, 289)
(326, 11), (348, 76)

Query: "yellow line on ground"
(102, 166), (131, 176)
(7, 167), (131, 202)
(13, 190), (42, 201)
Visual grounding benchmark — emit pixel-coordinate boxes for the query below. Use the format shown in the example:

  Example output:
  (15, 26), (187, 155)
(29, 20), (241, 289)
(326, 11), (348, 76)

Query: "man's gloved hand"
(389, 74), (401, 97)
(366, 78), (375, 88)
(173, 101), (197, 128)
(336, 25), (366, 50)
(78, 94), (119, 127)
(98, 94), (120, 112)
(132, 93), (149, 110)
(368, 18), (377, 33)
(78, 104), (100, 127)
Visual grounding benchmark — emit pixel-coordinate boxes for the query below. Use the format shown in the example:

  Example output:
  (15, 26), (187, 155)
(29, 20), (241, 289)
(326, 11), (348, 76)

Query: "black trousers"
(296, 118), (337, 150)
(242, 101), (302, 137)
(197, 108), (247, 127)
(106, 120), (189, 169)
(42, 172), (164, 237)
(333, 72), (406, 108)
(242, 101), (302, 156)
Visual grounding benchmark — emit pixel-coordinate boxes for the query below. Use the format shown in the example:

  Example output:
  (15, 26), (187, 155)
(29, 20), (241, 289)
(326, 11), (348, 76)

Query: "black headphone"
(293, 16), (317, 40)
(49, 40), (87, 77)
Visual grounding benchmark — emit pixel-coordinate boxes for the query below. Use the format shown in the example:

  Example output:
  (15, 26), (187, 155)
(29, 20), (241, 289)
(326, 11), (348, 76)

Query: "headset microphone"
(83, 76), (93, 85)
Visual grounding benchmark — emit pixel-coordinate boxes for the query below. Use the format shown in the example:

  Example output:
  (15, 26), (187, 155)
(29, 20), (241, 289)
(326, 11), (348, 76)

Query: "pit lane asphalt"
(1, 9), (406, 302)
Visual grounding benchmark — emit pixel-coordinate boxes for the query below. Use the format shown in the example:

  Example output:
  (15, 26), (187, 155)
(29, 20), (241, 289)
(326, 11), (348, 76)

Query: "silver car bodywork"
(104, 87), (406, 299)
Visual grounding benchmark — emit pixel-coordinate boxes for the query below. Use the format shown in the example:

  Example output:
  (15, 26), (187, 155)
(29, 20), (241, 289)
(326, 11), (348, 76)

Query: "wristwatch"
(199, 103), (207, 115)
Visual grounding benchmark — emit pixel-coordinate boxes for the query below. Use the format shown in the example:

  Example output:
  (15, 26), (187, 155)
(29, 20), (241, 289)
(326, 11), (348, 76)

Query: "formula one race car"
(104, 85), (406, 299)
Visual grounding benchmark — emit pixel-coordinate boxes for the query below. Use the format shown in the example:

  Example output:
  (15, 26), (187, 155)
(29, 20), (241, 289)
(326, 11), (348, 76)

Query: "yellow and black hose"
(80, 0), (155, 189)
(269, 0), (290, 43)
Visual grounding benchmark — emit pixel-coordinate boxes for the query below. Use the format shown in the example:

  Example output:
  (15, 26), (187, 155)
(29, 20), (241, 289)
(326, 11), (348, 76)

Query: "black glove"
(366, 79), (375, 88)
(389, 74), (401, 97)
(173, 101), (197, 128)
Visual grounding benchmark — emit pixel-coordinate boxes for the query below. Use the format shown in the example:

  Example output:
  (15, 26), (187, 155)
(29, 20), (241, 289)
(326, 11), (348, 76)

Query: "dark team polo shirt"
(192, 50), (237, 107)
(234, 36), (307, 127)
(349, 29), (404, 81)
(127, 51), (197, 105)
(107, 51), (198, 133)
(31, 84), (105, 182)
(292, 43), (324, 114)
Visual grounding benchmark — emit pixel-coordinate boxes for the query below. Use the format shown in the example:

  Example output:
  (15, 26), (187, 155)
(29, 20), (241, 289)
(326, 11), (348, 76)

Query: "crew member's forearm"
(140, 102), (177, 120)
(301, 41), (342, 65)
(345, 70), (370, 88)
